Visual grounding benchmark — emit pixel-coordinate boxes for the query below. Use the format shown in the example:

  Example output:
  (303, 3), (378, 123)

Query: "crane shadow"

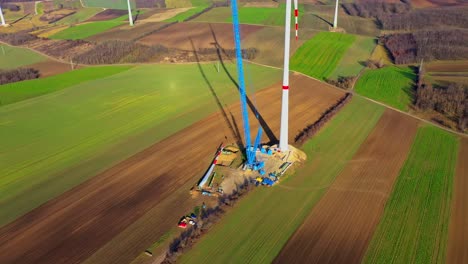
(312, 14), (332, 27)
(208, 24), (278, 144)
(190, 38), (245, 150)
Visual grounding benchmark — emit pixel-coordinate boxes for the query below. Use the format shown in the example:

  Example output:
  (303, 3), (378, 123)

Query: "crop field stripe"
(363, 126), (459, 264)
(290, 32), (355, 80)
(0, 63), (280, 227)
(354, 66), (416, 111)
(180, 96), (385, 263)
(0, 66), (132, 106)
(50, 21), (125, 40)
(164, 5), (209, 22)
(274, 109), (419, 264)
(329, 36), (376, 79)
(447, 138), (468, 263)
(0, 44), (47, 70)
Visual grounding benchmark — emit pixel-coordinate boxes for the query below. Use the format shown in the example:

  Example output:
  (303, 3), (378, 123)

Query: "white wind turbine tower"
(333, 0), (339, 29)
(126, 0), (134, 26)
(0, 4), (6, 27)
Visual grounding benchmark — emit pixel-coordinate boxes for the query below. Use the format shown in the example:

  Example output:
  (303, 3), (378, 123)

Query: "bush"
(0, 33), (38, 45)
(325, 76), (355, 90)
(0, 68), (40, 85)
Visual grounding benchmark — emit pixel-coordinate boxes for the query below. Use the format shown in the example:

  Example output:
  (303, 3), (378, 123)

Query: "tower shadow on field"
(190, 38), (245, 150)
(208, 24), (278, 144)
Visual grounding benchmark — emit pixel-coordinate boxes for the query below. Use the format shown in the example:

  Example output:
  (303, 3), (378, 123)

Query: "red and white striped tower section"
(294, 0), (298, 40)
(279, 0), (292, 151)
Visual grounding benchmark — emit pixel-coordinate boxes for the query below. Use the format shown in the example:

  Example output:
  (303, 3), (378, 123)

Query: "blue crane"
(230, 0), (261, 167)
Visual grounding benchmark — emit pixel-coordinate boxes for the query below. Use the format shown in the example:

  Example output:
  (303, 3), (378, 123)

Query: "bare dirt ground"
(243, 2), (279, 7)
(87, 22), (168, 42)
(28, 60), (79, 78)
(426, 60), (468, 72)
(447, 138), (468, 264)
(274, 109), (419, 264)
(138, 22), (263, 50)
(86, 9), (127, 21)
(411, 0), (468, 7)
(141, 8), (191, 22)
(0, 74), (343, 264)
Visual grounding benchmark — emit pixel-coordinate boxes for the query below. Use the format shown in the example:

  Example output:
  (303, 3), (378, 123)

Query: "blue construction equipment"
(230, 0), (259, 167)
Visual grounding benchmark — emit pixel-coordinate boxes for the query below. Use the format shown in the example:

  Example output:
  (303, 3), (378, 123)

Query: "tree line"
(379, 7), (468, 30)
(383, 29), (468, 64)
(72, 40), (169, 64)
(295, 93), (353, 145)
(415, 64), (467, 131)
(0, 68), (39, 85)
(342, 1), (410, 19)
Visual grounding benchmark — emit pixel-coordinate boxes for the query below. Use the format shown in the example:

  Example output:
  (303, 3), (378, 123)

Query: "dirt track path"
(447, 138), (468, 263)
(0, 74), (343, 264)
(274, 109), (419, 264)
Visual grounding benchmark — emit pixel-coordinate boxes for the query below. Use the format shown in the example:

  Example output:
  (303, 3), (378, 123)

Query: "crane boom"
(230, 0), (255, 166)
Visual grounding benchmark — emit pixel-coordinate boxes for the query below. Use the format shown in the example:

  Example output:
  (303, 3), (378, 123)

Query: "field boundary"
(1, 40), (465, 138)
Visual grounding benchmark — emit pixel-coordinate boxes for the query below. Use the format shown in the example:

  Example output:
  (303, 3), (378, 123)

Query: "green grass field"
(329, 36), (376, 79)
(363, 126), (459, 264)
(164, 5), (209, 22)
(0, 63), (280, 227)
(50, 20), (125, 39)
(193, 4), (304, 26)
(355, 66), (416, 111)
(166, 0), (192, 8)
(0, 44), (47, 70)
(36, 2), (44, 15)
(82, 0), (135, 9)
(290, 32), (355, 80)
(180, 96), (385, 263)
(56, 7), (103, 25)
(0, 66), (131, 106)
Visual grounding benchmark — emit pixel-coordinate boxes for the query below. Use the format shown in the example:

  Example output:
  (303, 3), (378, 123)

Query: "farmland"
(0, 63), (280, 227)
(0, 66), (130, 105)
(275, 109), (419, 263)
(355, 66), (416, 111)
(290, 32), (355, 80)
(447, 138), (468, 263)
(83, 0), (136, 9)
(329, 36), (376, 79)
(0, 44), (46, 70)
(164, 5), (209, 22)
(180, 97), (385, 263)
(50, 20), (125, 40)
(56, 7), (104, 25)
(193, 4), (304, 26)
(0, 74), (343, 264)
(363, 126), (459, 264)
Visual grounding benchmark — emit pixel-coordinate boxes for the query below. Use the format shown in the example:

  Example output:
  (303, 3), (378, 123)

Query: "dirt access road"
(274, 109), (419, 264)
(0, 74), (344, 264)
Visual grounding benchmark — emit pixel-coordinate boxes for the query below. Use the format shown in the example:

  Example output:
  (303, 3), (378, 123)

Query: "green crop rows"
(364, 126), (459, 264)
(355, 66), (416, 111)
(0, 63), (280, 226)
(290, 32), (355, 80)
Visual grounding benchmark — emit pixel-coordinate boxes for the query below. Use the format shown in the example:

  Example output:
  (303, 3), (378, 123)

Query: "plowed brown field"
(447, 138), (468, 264)
(274, 109), (419, 264)
(137, 22), (263, 50)
(28, 60), (78, 78)
(0, 74), (343, 264)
